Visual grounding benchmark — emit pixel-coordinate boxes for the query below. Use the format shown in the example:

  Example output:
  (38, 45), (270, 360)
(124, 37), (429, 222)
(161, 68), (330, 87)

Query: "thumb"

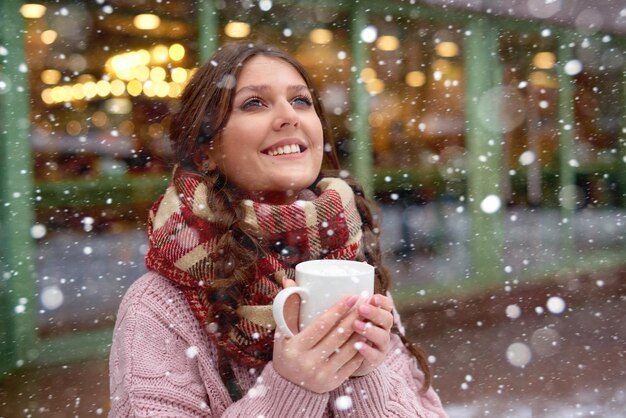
(282, 278), (300, 335)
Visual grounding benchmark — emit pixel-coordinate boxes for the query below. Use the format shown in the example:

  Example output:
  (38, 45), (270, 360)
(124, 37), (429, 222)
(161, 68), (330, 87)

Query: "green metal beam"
(556, 40), (577, 263)
(197, 0), (218, 64)
(464, 19), (505, 284)
(349, 6), (373, 197)
(617, 66), (626, 207)
(0, 0), (37, 374)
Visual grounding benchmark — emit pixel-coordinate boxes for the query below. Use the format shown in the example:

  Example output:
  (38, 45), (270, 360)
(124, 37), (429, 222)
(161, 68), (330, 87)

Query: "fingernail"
(355, 319), (367, 331)
(373, 294), (382, 306)
(344, 295), (358, 307)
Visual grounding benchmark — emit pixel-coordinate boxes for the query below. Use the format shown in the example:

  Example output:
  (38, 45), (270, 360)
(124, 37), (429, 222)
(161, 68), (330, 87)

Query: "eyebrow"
(234, 84), (309, 96)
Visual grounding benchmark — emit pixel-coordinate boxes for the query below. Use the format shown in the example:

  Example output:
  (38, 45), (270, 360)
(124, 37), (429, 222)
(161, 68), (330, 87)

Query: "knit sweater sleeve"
(109, 273), (330, 417)
(328, 333), (448, 418)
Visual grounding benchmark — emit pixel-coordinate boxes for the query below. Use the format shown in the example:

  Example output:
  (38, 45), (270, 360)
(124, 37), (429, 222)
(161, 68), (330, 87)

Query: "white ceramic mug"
(272, 259), (375, 337)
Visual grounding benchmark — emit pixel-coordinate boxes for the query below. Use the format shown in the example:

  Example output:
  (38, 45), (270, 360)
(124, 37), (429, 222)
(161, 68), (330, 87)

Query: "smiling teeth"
(267, 144), (301, 156)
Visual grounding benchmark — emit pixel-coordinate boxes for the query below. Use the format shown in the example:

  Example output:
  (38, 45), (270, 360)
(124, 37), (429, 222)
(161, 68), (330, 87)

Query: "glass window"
(24, 0), (198, 337)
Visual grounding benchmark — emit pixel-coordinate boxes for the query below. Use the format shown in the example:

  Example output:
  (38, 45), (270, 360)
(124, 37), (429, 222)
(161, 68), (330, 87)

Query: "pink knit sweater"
(109, 272), (448, 417)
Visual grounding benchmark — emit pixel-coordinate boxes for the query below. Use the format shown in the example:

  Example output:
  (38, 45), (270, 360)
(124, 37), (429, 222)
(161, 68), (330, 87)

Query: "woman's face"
(208, 55), (324, 204)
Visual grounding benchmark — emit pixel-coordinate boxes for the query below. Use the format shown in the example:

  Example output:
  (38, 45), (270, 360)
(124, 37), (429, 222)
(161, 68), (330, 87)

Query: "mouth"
(262, 143), (307, 156)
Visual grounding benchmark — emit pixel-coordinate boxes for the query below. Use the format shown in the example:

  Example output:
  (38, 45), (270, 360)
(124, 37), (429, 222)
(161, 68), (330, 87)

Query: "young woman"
(109, 42), (447, 417)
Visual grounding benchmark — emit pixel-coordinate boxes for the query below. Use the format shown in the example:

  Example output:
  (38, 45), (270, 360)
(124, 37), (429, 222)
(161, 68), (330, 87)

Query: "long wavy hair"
(169, 42), (431, 390)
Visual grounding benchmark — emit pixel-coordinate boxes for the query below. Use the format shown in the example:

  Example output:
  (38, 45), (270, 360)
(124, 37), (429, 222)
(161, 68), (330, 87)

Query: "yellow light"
(133, 65), (150, 82)
(169, 44), (185, 61)
(151, 45), (169, 64)
(50, 86), (64, 103)
(83, 81), (97, 99)
(127, 80), (143, 96)
(405, 71), (426, 87)
(62, 86), (73, 102)
(360, 67), (377, 83)
(376, 35), (399, 51)
(224, 21), (251, 38)
(66, 120), (82, 136)
(20, 4), (46, 19)
(171, 67), (187, 83)
(432, 59), (452, 73)
(148, 123), (164, 139)
(154, 80), (170, 97)
(365, 79), (385, 95)
(110, 54), (135, 80)
(133, 14), (161, 30)
(143, 80), (156, 97)
(168, 81), (183, 98)
(309, 28), (333, 45)
(150, 66), (166, 82)
(72, 84), (85, 100)
(529, 71), (558, 88)
(96, 80), (111, 97)
(41, 88), (53, 105)
(41, 69), (61, 85)
(77, 74), (96, 83)
(435, 41), (459, 58)
(119, 120), (135, 136)
(137, 49), (151, 66)
(92, 111), (108, 127)
(105, 98), (132, 114)
(368, 112), (385, 128)
(533, 52), (556, 70)
(41, 30), (58, 45)
(110, 79), (126, 96)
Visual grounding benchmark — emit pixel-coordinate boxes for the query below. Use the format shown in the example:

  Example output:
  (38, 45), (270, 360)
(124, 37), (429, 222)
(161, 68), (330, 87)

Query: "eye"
(241, 97), (264, 110)
(291, 95), (313, 108)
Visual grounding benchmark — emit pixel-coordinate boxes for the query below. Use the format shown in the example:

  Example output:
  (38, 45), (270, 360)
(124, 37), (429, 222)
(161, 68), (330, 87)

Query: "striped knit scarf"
(145, 167), (363, 367)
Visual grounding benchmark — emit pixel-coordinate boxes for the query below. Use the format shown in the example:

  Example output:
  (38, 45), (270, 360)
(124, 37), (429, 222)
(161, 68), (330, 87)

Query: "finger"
(358, 304), (394, 330)
(314, 308), (361, 356)
(372, 294), (394, 312)
(327, 333), (366, 368)
(297, 295), (358, 349)
(335, 350), (364, 380)
(353, 339), (386, 366)
(282, 279), (301, 336)
(353, 320), (391, 351)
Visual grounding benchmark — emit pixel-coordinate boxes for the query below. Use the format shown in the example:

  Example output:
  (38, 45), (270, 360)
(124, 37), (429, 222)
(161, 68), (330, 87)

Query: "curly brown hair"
(168, 42), (431, 391)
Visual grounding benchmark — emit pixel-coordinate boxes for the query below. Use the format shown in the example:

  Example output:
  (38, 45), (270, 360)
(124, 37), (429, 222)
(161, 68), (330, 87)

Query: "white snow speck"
(506, 342), (532, 367)
(185, 345), (199, 359)
(41, 285), (64, 310)
(360, 26), (377, 43)
(335, 395), (353, 410)
(546, 296), (566, 314)
(564, 60), (583, 75)
(30, 224), (47, 239)
(506, 304), (521, 319)
(258, 0), (272, 11)
(480, 195), (501, 214)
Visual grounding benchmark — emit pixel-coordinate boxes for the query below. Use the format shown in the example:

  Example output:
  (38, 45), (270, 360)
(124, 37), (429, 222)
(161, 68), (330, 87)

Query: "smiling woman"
(204, 56), (324, 204)
(108, 42), (448, 417)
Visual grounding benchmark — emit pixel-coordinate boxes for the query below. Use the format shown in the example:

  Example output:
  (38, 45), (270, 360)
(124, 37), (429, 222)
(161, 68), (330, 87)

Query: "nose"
(272, 100), (299, 130)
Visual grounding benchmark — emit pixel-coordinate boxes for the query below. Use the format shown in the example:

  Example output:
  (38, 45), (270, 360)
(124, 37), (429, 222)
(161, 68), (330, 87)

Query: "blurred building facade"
(0, 0), (624, 378)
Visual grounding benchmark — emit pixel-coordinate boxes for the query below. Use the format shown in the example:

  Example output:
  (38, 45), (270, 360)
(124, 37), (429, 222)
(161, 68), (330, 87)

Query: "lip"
(261, 137), (308, 156)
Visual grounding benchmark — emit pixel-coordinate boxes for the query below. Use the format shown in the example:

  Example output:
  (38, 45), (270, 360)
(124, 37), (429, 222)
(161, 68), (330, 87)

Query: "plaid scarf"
(145, 167), (363, 367)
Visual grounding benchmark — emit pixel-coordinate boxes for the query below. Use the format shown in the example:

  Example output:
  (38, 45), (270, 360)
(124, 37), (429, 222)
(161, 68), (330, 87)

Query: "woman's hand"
(272, 279), (366, 393)
(350, 294), (394, 377)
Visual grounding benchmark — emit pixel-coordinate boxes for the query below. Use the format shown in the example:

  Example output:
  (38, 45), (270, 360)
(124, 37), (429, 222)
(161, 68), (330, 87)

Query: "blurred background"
(0, 0), (624, 416)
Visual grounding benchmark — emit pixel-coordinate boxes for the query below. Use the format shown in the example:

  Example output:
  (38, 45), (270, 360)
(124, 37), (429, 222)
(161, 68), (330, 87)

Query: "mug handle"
(272, 286), (309, 338)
